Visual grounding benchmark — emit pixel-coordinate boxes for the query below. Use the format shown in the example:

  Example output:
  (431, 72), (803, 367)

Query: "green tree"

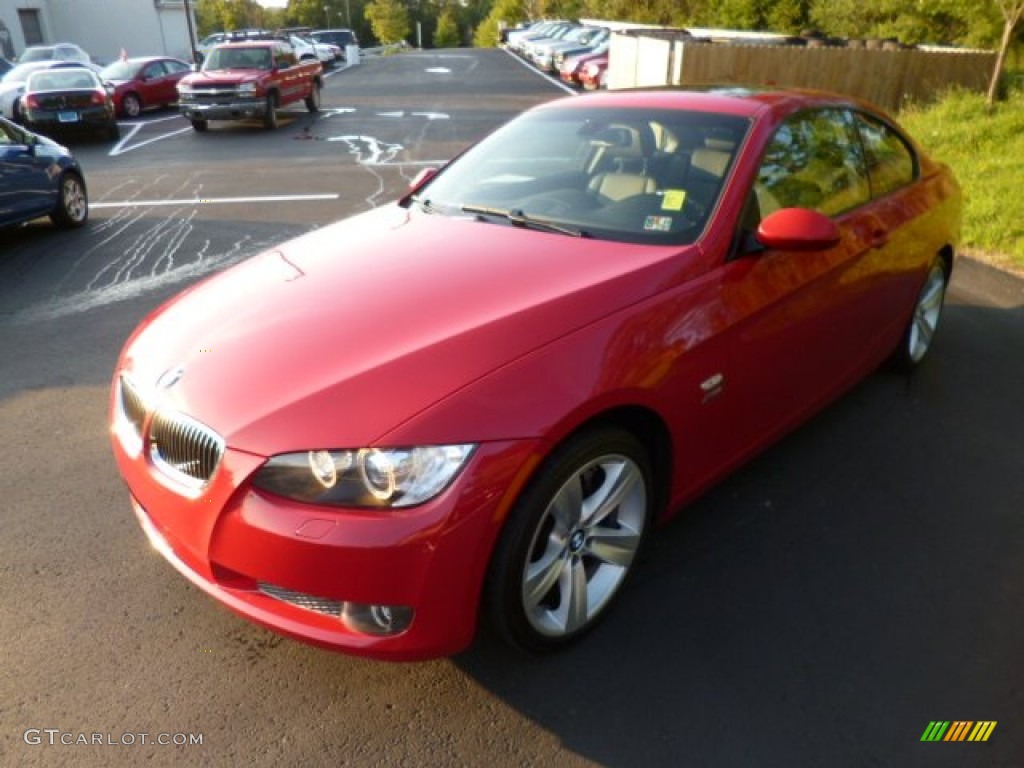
(988, 0), (1024, 105)
(365, 0), (411, 44)
(434, 6), (462, 47)
(474, 0), (527, 47)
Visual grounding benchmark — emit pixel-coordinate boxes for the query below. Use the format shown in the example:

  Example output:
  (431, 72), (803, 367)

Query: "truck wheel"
(263, 93), (279, 130)
(190, 118), (208, 132)
(305, 82), (321, 113)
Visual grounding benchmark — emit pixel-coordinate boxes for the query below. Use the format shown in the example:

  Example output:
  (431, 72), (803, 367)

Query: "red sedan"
(110, 88), (961, 660)
(100, 56), (191, 118)
(560, 48), (608, 88)
(579, 53), (608, 90)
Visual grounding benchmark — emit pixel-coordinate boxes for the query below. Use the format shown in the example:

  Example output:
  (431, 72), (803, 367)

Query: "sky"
(254, 1), (288, 8)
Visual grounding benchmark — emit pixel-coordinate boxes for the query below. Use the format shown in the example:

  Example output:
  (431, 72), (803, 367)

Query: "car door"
(141, 60), (171, 106)
(0, 119), (54, 225)
(708, 107), (904, 461)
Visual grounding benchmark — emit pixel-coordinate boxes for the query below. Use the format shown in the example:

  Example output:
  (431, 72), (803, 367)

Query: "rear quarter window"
(853, 112), (918, 198)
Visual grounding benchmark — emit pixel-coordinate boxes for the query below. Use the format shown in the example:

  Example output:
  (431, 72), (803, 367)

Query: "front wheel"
(263, 93), (279, 130)
(891, 254), (949, 371)
(190, 118), (208, 132)
(50, 171), (89, 229)
(122, 92), (142, 118)
(305, 81), (321, 113)
(485, 427), (652, 653)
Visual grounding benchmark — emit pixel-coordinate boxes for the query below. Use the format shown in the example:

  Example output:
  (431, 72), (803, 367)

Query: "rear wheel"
(263, 93), (279, 130)
(103, 122), (121, 141)
(190, 118), (208, 132)
(891, 254), (950, 371)
(50, 171), (89, 229)
(486, 427), (652, 653)
(305, 81), (321, 113)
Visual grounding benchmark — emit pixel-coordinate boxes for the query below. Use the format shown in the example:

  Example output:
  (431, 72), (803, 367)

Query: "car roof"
(540, 86), (865, 119)
(215, 41), (278, 49)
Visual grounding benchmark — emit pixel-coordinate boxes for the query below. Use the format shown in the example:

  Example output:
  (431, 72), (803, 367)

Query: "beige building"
(0, 0), (195, 65)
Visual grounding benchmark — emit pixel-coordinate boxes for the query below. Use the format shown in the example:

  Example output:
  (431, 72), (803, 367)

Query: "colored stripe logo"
(921, 721), (997, 742)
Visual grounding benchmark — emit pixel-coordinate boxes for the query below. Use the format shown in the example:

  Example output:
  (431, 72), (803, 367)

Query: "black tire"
(305, 81), (321, 113)
(190, 118), (208, 132)
(104, 122), (121, 141)
(12, 98), (24, 124)
(122, 92), (142, 118)
(485, 427), (653, 653)
(890, 254), (950, 372)
(49, 171), (89, 229)
(263, 93), (278, 130)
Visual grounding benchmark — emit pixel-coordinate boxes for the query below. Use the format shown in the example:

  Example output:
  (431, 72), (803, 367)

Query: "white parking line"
(91, 194), (340, 209)
(503, 48), (578, 95)
(109, 120), (193, 157)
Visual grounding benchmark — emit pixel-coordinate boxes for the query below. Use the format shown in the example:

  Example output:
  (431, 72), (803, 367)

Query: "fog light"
(342, 603), (413, 636)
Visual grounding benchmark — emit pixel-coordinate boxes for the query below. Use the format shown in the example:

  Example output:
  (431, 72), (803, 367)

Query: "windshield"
(415, 106), (750, 245)
(203, 47), (272, 71)
(101, 60), (138, 80)
(19, 47), (56, 63)
(28, 69), (98, 91)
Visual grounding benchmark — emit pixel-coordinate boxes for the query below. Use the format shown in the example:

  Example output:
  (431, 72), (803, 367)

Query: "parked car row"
(195, 28), (348, 67)
(505, 20), (610, 90)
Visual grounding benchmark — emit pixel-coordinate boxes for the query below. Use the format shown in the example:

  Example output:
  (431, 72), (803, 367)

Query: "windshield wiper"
(461, 204), (585, 238)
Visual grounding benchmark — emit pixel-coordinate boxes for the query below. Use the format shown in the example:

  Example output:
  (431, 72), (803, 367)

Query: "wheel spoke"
(523, 546), (568, 609)
(913, 312), (935, 350)
(582, 459), (639, 526)
(560, 557), (589, 633)
(586, 526), (641, 568)
(548, 475), (583, 531)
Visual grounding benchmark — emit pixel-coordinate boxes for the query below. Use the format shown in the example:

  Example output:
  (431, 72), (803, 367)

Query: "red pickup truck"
(177, 41), (322, 131)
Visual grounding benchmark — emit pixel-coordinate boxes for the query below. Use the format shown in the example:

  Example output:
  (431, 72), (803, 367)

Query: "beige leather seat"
(588, 173), (657, 204)
(689, 148), (733, 179)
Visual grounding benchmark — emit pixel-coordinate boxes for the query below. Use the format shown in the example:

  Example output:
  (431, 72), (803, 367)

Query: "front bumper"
(179, 99), (265, 122)
(112, 418), (538, 660)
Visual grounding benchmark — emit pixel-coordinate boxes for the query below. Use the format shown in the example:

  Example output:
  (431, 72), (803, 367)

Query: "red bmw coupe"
(110, 88), (961, 660)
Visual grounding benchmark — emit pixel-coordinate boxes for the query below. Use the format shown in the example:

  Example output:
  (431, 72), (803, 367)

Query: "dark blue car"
(0, 115), (88, 229)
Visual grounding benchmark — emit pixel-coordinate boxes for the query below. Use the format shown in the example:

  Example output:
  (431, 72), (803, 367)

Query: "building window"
(19, 9), (44, 46)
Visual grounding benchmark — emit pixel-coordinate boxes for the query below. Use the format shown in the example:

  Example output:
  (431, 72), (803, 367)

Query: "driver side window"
(755, 109), (870, 219)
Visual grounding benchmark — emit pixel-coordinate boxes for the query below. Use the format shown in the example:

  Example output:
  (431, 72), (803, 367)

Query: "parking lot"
(1, 49), (1022, 767)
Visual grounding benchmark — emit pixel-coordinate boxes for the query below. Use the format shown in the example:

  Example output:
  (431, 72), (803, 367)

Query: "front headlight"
(252, 445), (476, 508)
(177, 84), (193, 95)
(237, 82), (257, 96)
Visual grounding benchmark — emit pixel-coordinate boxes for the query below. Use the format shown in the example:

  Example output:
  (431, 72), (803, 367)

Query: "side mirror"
(408, 167), (438, 190)
(756, 207), (841, 251)
(399, 166), (441, 206)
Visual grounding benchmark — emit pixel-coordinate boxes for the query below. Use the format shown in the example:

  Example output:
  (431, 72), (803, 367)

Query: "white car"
(18, 43), (92, 66)
(287, 34), (338, 66)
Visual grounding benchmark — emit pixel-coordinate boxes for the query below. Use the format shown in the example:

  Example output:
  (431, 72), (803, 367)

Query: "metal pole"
(183, 0), (198, 65)
(345, 0), (351, 28)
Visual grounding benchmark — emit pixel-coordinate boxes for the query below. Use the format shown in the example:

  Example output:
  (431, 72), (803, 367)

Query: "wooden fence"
(607, 32), (996, 112)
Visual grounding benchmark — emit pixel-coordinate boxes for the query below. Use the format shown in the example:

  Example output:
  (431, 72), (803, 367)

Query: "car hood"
(188, 70), (262, 84)
(120, 205), (695, 454)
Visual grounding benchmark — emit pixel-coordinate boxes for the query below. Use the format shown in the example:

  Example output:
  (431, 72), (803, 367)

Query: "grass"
(898, 77), (1024, 273)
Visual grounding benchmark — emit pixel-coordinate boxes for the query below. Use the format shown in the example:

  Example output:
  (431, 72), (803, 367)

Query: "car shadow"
(451, 281), (1024, 766)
